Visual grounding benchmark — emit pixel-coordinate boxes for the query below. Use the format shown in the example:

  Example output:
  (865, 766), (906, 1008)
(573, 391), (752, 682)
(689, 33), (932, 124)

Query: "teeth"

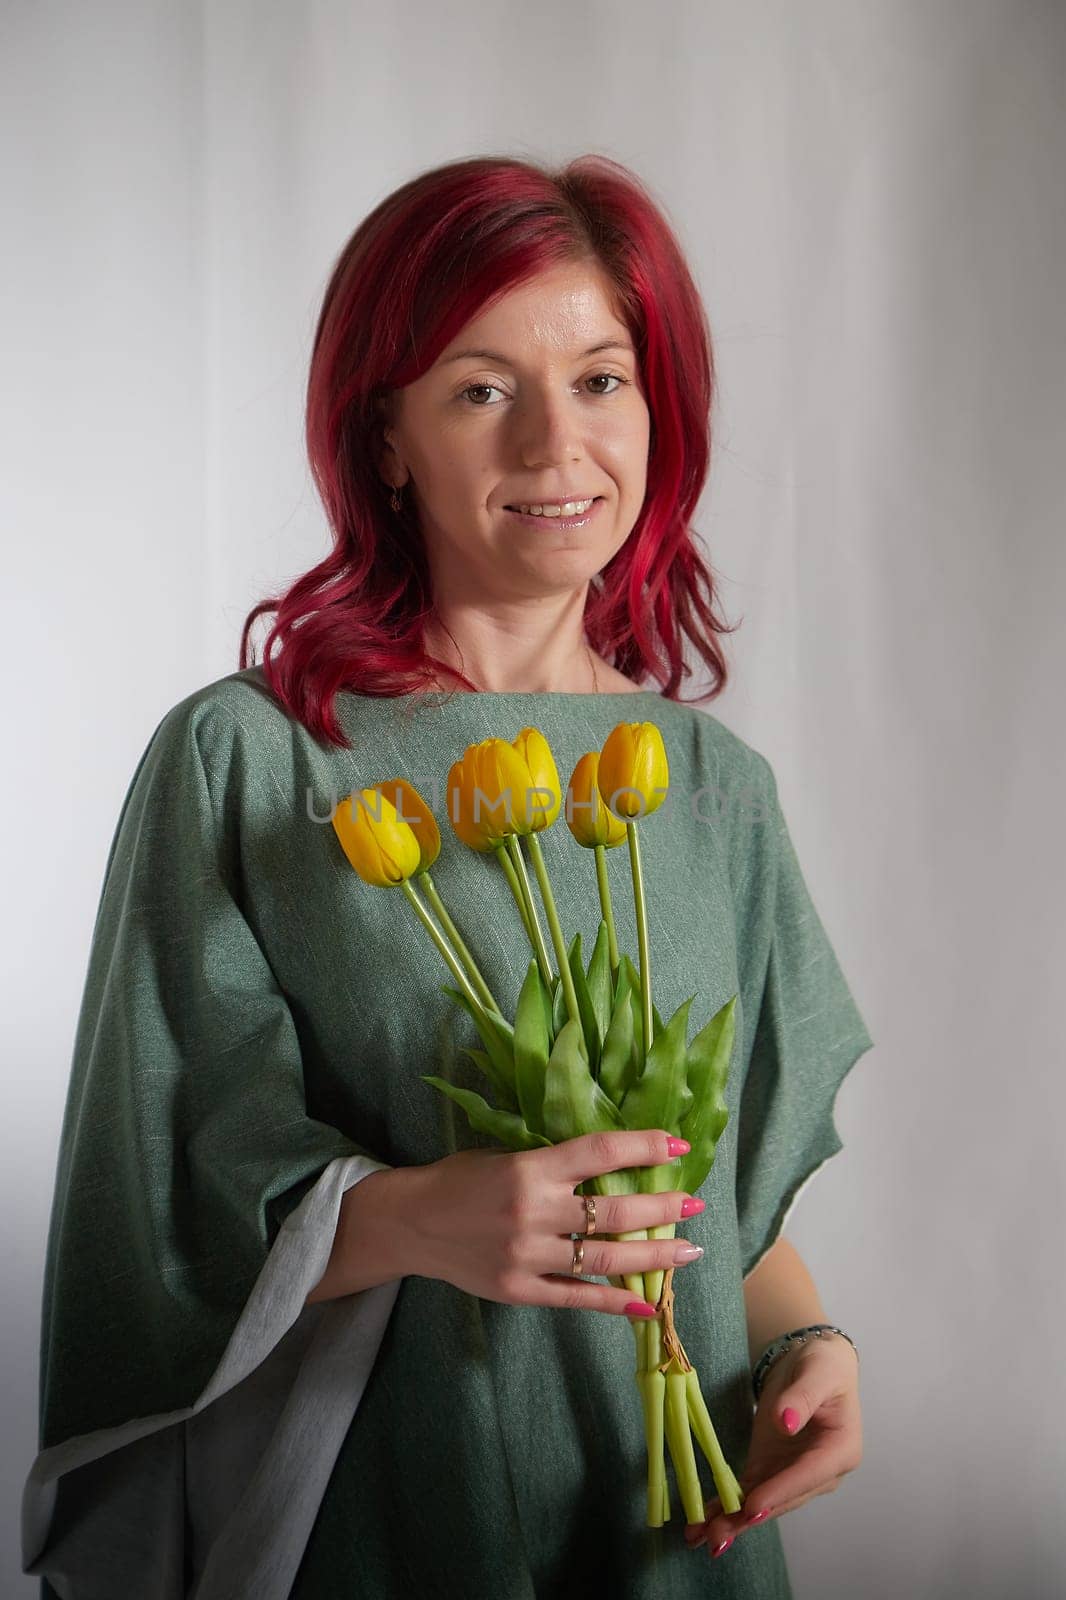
(516, 498), (595, 517)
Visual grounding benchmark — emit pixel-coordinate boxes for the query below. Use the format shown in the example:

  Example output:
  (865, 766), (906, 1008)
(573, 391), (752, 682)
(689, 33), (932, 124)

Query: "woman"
(23, 154), (872, 1598)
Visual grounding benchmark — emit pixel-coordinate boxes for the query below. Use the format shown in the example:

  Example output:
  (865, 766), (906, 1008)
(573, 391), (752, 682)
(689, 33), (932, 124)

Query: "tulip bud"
(331, 787), (423, 886)
(447, 738), (533, 851)
(511, 727), (562, 832)
(565, 752), (628, 848)
(597, 722), (670, 821)
(369, 778), (440, 871)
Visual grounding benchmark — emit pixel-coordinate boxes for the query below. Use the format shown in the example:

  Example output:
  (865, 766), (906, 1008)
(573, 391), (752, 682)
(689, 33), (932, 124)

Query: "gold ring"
(582, 1194), (597, 1236)
(570, 1238), (585, 1275)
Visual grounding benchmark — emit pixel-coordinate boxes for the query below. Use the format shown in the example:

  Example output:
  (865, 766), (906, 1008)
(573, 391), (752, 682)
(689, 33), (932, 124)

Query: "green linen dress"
(22, 665), (874, 1599)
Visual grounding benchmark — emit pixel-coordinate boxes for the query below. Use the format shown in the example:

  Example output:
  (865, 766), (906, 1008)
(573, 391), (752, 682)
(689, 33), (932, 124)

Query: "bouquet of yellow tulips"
(330, 719), (744, 1529)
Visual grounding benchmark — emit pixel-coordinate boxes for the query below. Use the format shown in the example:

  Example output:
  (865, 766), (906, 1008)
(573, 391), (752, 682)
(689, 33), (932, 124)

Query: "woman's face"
(378, 259), (651, 602)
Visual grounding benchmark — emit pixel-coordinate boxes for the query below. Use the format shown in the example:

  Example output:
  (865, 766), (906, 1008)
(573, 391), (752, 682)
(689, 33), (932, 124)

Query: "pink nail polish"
(666, 1136), (690, 1156)
(624, 1301), (657, 1318)
(712, 1536), (734, 1558)
(680, 1196), (705, 1217)
(782, 1407), (801, 1434)
(746, 1510), (769, 1525)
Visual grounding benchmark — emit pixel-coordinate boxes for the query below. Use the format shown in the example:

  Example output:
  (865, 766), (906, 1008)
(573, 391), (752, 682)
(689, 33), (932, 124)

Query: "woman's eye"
(585, 372), (626, 395)
(461, 383), (502, 406)
(459, 372), (628, 407)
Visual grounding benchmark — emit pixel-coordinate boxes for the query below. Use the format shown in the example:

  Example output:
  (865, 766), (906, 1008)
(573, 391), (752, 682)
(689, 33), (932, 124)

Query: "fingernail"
(712, 1536), (734, 1558)
(782, 1407), (801, 1434)
(666, 1136), (690, 1156)
(680, 1196), (705, 1217)
(673, 1243), (704, 1262)
(624, 1301), (657, 1318)
(746, 1510), (769, 1525)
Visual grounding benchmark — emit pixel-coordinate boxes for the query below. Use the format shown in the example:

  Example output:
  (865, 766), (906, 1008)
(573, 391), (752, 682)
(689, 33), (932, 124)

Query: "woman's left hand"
(684, 1333), (863, 1558)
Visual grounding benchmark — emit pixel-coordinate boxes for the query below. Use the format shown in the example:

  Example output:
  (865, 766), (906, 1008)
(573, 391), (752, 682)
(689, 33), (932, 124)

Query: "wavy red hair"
(239, 152), (738, 747)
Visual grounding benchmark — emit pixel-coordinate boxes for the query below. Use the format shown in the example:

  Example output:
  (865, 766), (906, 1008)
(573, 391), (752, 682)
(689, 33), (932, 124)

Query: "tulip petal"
(512, 727), (562, 831)
(597, 721), (670, 820)
(373, 778), (441, 871)
(331, 788), (422, 886)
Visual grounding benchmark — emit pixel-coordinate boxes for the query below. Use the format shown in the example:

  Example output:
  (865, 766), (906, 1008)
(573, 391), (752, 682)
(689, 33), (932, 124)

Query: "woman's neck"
(421, 620), (600, 694)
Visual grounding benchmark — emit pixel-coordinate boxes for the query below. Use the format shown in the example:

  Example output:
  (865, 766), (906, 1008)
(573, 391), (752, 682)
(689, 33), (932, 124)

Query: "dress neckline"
(375, 687), (662, 703)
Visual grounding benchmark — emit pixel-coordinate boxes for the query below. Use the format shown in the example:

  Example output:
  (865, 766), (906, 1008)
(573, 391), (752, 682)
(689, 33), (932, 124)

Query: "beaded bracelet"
(751, 1323), (859, 1403)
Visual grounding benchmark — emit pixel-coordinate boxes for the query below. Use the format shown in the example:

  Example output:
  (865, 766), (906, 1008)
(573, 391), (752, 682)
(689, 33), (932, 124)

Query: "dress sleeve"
(731, 754), (875, 1281)
(21, 697), (401, 1600)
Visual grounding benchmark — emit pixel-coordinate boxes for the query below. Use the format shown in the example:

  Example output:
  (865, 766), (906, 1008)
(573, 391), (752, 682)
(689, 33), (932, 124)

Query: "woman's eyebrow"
(440, 339), (635, 366)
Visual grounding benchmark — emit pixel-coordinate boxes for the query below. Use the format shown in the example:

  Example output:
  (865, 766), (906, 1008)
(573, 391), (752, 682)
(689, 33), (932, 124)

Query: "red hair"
(239, 152), (739, 748)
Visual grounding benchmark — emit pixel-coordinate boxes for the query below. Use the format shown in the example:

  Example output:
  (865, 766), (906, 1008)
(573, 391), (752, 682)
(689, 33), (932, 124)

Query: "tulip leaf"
(586, 921), (614, 1049)
(459, 1047), (495, 1084)
(440, 986), (519, 1111)
(421, 1076), (552, 1151)
(676, 994), (737, 1193)
(619, 995), (696, 1135)
(551, 970), (568, 1038)
(597, 985), (635, 1107)
(568, 931), (602, 1076)
(542, 1019), (625, 1144)
(513, 959), (550, 1135)
(608, 961), (645, 1102)
(618, 952), (666, 1067)
(539, 972), (556, 1044)
(549, 938), (589, 1061)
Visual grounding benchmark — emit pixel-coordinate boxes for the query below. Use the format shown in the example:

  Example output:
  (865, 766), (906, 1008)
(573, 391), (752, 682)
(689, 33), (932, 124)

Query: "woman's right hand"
(397, 1129), (707, 1317)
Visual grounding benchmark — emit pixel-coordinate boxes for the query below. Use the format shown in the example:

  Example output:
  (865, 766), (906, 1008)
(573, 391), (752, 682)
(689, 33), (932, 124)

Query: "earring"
(390, 485), (403, 513)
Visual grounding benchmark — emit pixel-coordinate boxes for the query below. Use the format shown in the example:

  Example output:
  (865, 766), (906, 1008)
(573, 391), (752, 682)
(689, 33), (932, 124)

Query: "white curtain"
(4, 2), (1063, 1594)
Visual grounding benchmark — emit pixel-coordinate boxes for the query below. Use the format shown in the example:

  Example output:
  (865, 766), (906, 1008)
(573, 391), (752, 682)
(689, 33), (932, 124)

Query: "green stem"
(626, 821), (654, 1050)
(418, 871), (500, 1013)
(504, 834), (554, 989)
(638, 1370), (669, 1527)
(634, 1312), (669, 1528)
(643, 1314), (670, 1524)
(663, 1365), (707, 1525)
(526, 833), (581, 1032)
(685, 1369), (745, 1514)
(400, 880), (484, 1015)
(643, 1218), (677, 1317)
(630, 1308), (647, 1370)
(493, 841), (535, 945)
(645, 1310), (662, 1373)
(594, 844), (620, 977)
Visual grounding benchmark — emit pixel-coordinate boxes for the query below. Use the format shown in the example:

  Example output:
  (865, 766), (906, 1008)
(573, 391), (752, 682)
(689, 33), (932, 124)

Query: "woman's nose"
(514, 390), (584, 467)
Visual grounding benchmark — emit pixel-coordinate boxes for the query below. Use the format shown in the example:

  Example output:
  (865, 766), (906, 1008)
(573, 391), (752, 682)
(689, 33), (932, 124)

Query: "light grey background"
(3, 1), (1064, 1595)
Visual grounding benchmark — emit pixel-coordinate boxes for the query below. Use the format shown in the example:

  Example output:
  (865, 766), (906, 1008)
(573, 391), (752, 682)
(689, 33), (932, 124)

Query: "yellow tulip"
(566, 752), (628, 848)
(447, 738), (536, 851)
(331, 787), (423, 886)
(510, 727), (562, 832)
(597, 722), (670, 820)
(369, 778), (440, 872)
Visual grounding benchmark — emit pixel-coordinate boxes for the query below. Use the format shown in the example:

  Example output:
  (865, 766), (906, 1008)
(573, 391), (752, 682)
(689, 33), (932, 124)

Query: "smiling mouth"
(503, 496), (604, 515)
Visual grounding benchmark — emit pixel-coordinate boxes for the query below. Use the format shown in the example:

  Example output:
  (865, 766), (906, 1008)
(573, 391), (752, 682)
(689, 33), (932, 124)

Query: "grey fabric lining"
(22, 1154), (400, 1599)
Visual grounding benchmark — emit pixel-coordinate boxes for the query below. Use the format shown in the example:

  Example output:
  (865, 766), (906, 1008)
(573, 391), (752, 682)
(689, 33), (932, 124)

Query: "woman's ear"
(372, 391), (408, 491)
